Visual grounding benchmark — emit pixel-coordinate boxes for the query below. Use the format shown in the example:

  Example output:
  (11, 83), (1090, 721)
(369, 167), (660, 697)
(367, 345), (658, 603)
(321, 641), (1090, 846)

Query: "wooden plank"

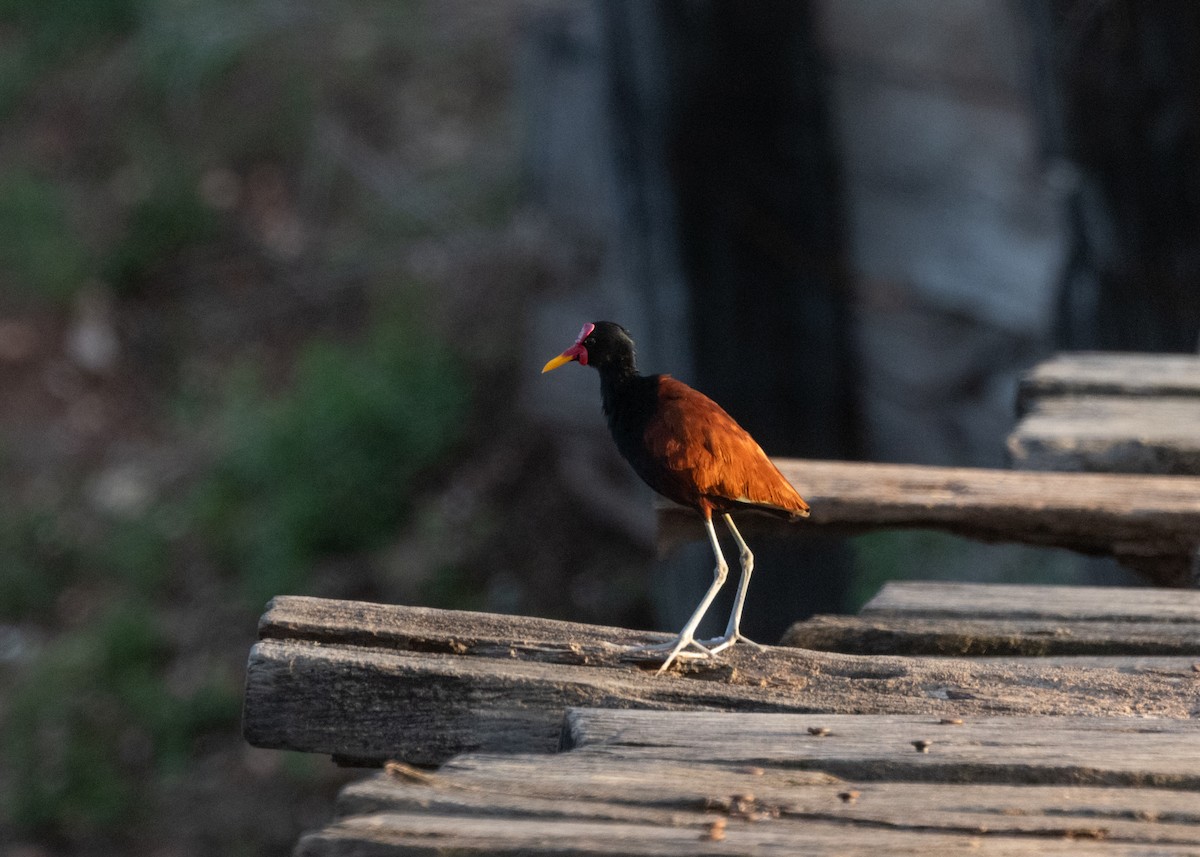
(243, 598), (1200, 766)
(297, 812), (1200, 856)
(1008, 395), (1200, 475)
(655, 460), (1200, 586)
(255, 593), (677, 656)
(296, 812), (1200, 856)
(780, 613), (1200, 656)
(792, 576), (1200, 657)
(338, 755), (1200, 839)
(330, 752), (1200, 845)
(335, 754), (837, 818)
(563, 709), (1200, 788)
(861, 581), (1200, 622)
(295, 716), (1200, 856)
(1017, 352), (1200, 414)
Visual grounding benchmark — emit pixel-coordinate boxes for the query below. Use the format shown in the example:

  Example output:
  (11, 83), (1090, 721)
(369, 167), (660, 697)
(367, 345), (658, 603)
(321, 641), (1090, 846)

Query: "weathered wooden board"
(243, 597), (1200, 766)
(297, 813), (1200, 856)
(1008, 395), (1200, 475)
(338, 754), (1200, 839)
(294, 712), (1200, 856)
(781, 613), (1200, 656)
(1016, 352), (1200, 414)
(255, 593), (677, 656)
(655, 460), (1200, 586)
(861, 581), (1200, 622)
(564, 709), (1200, 788)
(1017, 352), (1200, 409)
(782, 582), (1200, 654)
(297, 812), (1200, 856)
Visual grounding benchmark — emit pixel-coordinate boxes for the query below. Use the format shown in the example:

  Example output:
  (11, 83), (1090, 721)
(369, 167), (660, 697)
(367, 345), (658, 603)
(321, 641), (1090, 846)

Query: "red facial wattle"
(571, 322), (595, 365)
(541, 322), (595, 373)
(565, 342), (588, 365)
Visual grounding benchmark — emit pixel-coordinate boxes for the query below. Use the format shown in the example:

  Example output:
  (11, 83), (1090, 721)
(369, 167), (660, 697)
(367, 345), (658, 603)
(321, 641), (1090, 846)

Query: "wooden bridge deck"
(244, 582), (1200, 855)
(245, 354), (1200, 854)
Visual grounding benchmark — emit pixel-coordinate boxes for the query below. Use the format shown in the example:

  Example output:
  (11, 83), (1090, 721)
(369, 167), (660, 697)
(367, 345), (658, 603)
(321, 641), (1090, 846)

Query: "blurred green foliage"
(2, 599), (240, 833)
(0, 0), (300, 304)
(103, 166), (217, 294)
(199, 313), (470, 606)
(0, 0), (141, 112)
(0, 172), (89, 302)
(0, 0), (498, 849)
(0, 315), (469, 836)
(0, 503), (173, 622)
(0, 502), (81, 621)
(134, 0), (258, 98)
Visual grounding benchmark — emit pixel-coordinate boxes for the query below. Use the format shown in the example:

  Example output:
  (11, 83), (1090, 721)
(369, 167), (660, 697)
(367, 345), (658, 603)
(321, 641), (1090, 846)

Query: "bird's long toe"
(624, 637), (712, 657)
(701, 632), (765, 655)
(620, 635), (714, 673)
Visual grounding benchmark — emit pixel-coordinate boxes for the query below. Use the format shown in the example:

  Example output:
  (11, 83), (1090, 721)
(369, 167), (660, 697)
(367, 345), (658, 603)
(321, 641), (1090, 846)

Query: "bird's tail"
(737, 497), (810, 522)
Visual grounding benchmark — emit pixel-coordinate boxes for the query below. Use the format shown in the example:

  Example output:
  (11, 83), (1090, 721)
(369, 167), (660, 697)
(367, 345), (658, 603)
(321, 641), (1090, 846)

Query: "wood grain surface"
(243, 595), (1200, 766)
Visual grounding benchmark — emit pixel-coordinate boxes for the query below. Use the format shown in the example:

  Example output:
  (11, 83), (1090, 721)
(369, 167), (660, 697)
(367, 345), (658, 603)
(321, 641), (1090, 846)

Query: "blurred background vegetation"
(0, 2), (650, 853)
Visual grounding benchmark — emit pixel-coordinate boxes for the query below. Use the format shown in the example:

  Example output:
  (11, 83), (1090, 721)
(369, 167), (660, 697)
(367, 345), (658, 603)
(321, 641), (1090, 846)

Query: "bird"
(542, 321), (809, 673)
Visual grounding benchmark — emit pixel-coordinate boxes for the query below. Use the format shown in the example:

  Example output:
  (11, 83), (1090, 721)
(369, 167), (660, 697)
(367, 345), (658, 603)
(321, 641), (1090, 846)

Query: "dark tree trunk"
(600, 0), (856, 636)
(663, 2), (856, 459)
(1028, 1), (1200, 352)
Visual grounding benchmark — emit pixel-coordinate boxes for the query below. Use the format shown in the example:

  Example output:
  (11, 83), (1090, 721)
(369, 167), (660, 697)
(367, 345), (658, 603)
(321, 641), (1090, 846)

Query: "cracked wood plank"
(299, 813), (1194, 856)
(562, 709), (1200, 789)
(294, 712), (1200, 856)
(243, 597), (1200, 766)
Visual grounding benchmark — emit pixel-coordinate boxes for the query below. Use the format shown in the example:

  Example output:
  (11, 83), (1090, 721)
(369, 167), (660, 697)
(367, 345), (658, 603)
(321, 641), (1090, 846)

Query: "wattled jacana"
(542, 321), (809, 672)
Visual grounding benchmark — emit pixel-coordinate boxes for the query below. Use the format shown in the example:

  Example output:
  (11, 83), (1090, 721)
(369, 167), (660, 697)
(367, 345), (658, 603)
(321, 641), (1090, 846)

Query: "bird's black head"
(542, 321), (637, 375)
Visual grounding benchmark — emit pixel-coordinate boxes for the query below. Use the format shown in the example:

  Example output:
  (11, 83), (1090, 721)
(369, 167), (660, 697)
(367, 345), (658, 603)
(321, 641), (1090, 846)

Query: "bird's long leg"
(653, 513), (729, 673)
(702, 514), (764, 655)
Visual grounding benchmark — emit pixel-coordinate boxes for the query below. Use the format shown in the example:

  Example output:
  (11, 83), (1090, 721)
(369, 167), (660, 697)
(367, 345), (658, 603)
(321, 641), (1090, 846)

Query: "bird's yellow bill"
(541, 352), (575, 373)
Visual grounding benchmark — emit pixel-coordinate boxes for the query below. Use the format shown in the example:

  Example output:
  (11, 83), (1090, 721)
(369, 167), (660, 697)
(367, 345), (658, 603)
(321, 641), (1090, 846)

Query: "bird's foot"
(625, 637), (712, 657)
(623, 635), (712, 673)
(699, 632), (765, 655)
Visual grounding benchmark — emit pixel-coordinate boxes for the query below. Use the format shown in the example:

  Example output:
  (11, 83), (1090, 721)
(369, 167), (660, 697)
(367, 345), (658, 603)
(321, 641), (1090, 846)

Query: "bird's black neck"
(598, 363), (641, 420)
(599, 362), (663, 472)
(598, 364), (666, 494)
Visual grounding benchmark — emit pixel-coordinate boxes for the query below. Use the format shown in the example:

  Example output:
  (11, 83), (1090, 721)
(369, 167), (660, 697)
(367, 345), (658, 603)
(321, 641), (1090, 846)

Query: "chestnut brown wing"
(643, 377), (809, 518)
